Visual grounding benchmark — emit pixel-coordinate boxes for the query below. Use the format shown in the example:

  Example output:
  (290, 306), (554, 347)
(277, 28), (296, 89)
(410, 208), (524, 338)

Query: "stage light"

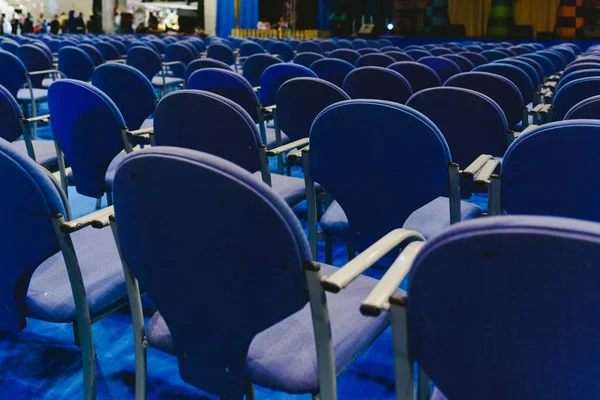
(387, 23), (394, 30)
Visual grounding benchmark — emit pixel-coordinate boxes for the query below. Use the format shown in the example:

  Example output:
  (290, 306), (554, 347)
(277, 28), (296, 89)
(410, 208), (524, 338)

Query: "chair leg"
(73, 320), (81, 346)
(346, 240), (355, 261)
(95, 198), (102, 210)
(325, 233), (333, 265)
(107, 192), (113, 207)
(244, 381), (255, 400)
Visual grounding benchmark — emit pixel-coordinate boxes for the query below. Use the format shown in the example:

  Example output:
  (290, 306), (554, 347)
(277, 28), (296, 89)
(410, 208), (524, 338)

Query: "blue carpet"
(6, 105), (398, 399)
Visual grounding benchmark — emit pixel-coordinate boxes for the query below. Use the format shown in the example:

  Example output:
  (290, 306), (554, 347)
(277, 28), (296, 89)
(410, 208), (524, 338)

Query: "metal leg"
(303, 152), (318, 259)
(417, 366), (431, 400)
(448, 163), (461, 224)
(389, 296), (414, 400)
(325, 233), (333, 265)
(487, 174), (502, 216)
(107, 192), (113, 207)
(272, 110), (284, 174)
(54, 141), (68, 197)
(95, 198), (102, 210)
(346, 241), (355, 261)
(73, 320), (81, 346)
(256, 108), (268, 145)
(244, 381), (256, 400)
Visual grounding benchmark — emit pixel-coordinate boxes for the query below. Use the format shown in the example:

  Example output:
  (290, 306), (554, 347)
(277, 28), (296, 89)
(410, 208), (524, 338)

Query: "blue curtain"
(318, 0), (333, 29)
(216, 0), (258, 37)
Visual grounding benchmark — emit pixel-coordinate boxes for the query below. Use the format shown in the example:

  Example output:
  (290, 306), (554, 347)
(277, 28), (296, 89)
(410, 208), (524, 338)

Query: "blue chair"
(310, 58), (355, 88)
(111, 145), (393, 399)
(270, 41), (294, 62)
(17, 44), (55, 89)
(185, 58), (231, 81)
(563, 61), (600, 77)
(429, 47), (454, 56)
(79, 43), (105, 67)
(305, 99), (482, 259)
(110, 40), (127, 57)
(385, 51), (413, 62)
(335, 39), (352, 49)
(366, 39), (380, 49)
(343, 67), (413, 104)
(208, 43), (236, 69)
(551, 46), (576, 64)
(94, 42), (121, 61)
(378, 38), (393, 47)
(355, 53), (395, 68)
(362, 215), (600, 400)
(480, 50), (507, 62)
(407, 87), (508, 168)
(381, 46), (401, 53)
(464, 45), (483, 53)
(494, 58), (541, 88)
(458, 51), (488, 67)
(293, 52), (324, 68)
(441, 54), (474, 72)
(419, 56), (461, 84)
(1, 39), (19, 54)
(259, 63), (317, 108)
(565, 94), (600, 119)
(0, 135), (129, 400)
(474, 63), (534, 105)
(406, 49), (432, 61)
(557, 69), (600, 93)
(522, 53), (555, 77)
(92, 63), (156, 132)
(180, 41), (199, 58)
(59, 46), (94, 82)
(537, 50), (566, 72)
(164, 43), (195, 79)
(187, 38), (206, 53)
(319, 40), (338, 53)
(514, 55), (545, 81)
(507, 45), (530, 55)
(153, 90), (309, 206)
(445, 72), (524, 129)
(297, 41), (322, 54)
(552, 77), (600, 121)
(58, 39), (78, 50)
(127, 46), (184, 94)
(242, 54), (282, 88)
(388, 61), (441, 93)
(328, 48), (361, 65)
(357, 48), (381, 55)
(351, 39), (368, 50)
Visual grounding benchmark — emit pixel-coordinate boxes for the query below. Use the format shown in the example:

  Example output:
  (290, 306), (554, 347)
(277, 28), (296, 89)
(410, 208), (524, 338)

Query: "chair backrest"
(58, 39), (78, 50)
(556, 69), (600, 93)
(1, 39), (19, 55)
(445, 71), (523, 128)
(207, 44), (235, 66)
(276, 77), (349, 141)
(407, 87), (508, 167)
(187, 68), (259, 122)
(92, 63), (155, 131)
(464, 45), (483, 53)
(563, 61), (600, 77)
(17, 44), (52, 88)
(429, 47), (454, 56)
(405, 49), (432, 61)
(494, 58), (540, 87)
(343, 66), (413, 103)
(458, 51), (488, 68)
(165, 43), (195, 79)
(293, 52), (324, 68)
(95, 41), (121, 61)
(185, 58), (231, 81)
(502, 120), (600, 220)
(79, 43), (105, 67)
(242, 54), (282, 88)
(357, 48), (381, 55)
(269, 41), (294, 62)
(319, 40), (338, 53)
(481, 49), (507, 62)
(378, 39), (393, 47)
(418, 56), (461, 84)
(297, 41), (322, 54)
(58, 46), (94, 82)
(440, 54), (474, 72)
(384, 51), (413, 62)
(388, 61), (441, 93)
(0, 50), (27, 97)
(336, 39), (353, 49)
(565, 94), (600, 119)
(513, 56), (544, 81)
(309, 58), (355, 88)
(355, 53), (396, 68)
(352, 39), (368, 50)
(522, 53), (554, 77)
(187, 38), (206, 53)
(154, 90), (262, 173)
(309, 99), (451, 251)
(259, 63), (317, 106)
(328, 49), (361, 65)
(537, 50), (566, 71)
(0, 137), (67, 333)
(408, 214), (600, 400)
(552, 77), (600, 120)
(180, 41), (199, 58)
(111, 40), (128, 56)
(507, 45), (529, 55)
(552, 46), (576, 64)
(366, 39), (380, 49)
(48, 80), (126, 198)
(0, 84), (24, 142)
(127, 45), (162, 82)
(474, 63), (534, 104)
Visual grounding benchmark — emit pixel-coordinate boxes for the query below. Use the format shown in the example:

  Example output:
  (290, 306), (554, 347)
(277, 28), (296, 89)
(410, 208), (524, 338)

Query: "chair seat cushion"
(66, 150), (127, 193)
(26, 226), (127, 323)
(252, 172), (319, 206)
(42, 77), (58, 88)
(320, 200), (350, 238)
(431, 388), (447, 400)
(11, 139), (58, 170)
(146, 263), (398, 394)
(152, 76), (185, 87)
(264, 126), (291, 149)
(17, 88), (48, 103)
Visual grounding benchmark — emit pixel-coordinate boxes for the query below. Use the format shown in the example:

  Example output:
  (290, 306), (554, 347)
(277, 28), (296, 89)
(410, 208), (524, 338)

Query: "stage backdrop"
(448, 0), (491, 36)
(216, 0), (258, 37)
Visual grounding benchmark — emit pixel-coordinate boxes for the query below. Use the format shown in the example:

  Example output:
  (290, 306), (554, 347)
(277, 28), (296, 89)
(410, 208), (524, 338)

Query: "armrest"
(265, 137), (309, 156)
(518, 124), (538, 138)
(162, 61), (185, 67)
(474, 158), (500, 184)
(107, 59), (126, 64)
(263, 105), (276, 113)
(459, 154), (493, 199)
(22, 114), (50, 124)
(287, 148), (304, 161)
(321, 229), (425, 293)
(253, 86), (261, 92)
(126, 127), (154, 137)
(60, 206), (115, 233)
(462, 154), (493, 177)
(28, 68), (66, 77)
(360, 241), (425, 316)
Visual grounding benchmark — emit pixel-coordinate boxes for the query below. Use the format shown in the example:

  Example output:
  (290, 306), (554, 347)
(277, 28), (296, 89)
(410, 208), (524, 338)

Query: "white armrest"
(60, 206), (114, 233)
(474, 158), (500, 184)
(22, 114), (50, 124)
(265, 137), (309, 156)
(127, 127), (154, 137)
(462, 154), (493, 176)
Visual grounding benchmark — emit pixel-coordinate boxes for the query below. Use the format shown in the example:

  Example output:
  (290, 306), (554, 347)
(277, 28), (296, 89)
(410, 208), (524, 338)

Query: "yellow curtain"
(448, 0), (492, 37)
(513, 0), (561, 36)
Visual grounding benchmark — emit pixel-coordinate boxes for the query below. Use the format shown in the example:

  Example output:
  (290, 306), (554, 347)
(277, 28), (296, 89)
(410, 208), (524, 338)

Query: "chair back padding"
(297, 41), (322, 54)
(207, 44), (235, 66)
(319, 40), (338, 53)
(563, 61), (600, 77)
(440, 54), (474, 72)
(522, 53), (554, 77)
(355, 53), (396, 68)
(165, 43), (195, 79)
(17, 44), (52, 88)
(79, 44), (104, 66)
(310, 99), (451, 251)
(328, 48), (361, 65)
(269, 42), (294, 62)
(537, 50), (566, 71)
(405, 49), (431, 61)
(1, 40), (19, 54)
(458, 51), (488, 68)
(502, 120), (600, 220)
(59, 46), (94, 82)
(293, 52), (324, 68)
(336, 39), (352, 49)
(309, 58), (355, 88)
(242, 54), (282, 87)
(277, 77), (349, 141)
(92, 63), (155, 131)
(48, 80), (126, 198)
(95, 42), (120, 61)
(357, 48), (381, 56)
(112, 147), (311, 398)
(513, 56), (544, 80)
(408, 215), (600, 400)
(429, 47), (453, 56)
(445, 72), (523, 128)
(259, 63), (317, 106)
(553, 77), (600, 121)
(507, 45), (529, 55)
(185, 58), (231, 81)
(343, 67), (413, 104)
(565, 95), (600, 119)
(407, 87), (508, 167)
(0, 84), (24, 142)
(388, 61), (441, 93)
(187, 39), (206, 53)
(464, 45), (483, 53)
(127, 46), (161, 81)
(352, 39), (368, 50)
(556, 69), (600, 93)
(474, 63), (534, 104)
(385, 51), (414, 62)
(0, 50), (27, 97)
(481, 49), (507, 62)
(552, 47), (576, 64)
(418, 56), (461, 84)
(239, 41), (264, 57)
(494, 58), (540, 87)
(154, 90), (262, 172)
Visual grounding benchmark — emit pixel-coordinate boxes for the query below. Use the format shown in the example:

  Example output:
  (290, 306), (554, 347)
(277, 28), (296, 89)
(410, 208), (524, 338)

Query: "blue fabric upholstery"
(26, 226), (126, 322)
(458, 51), (488, 68)
(239, 41), (264, 57)
(12, 140), (59, 170)
(521, 53), (554, 77)
(48, 80), (126, 198)
(514, 56), (544, 81)
(185, 58), (231, 81)
(408, 215), (600, 400)
(418, 56), (461, 84)
(552, 77), (600, 121)
(407, 87), (508, 168)
(494, 58), (540, 87)
(563, 61), (600, 78)
(126, 46), (161, 82)
(429, 47), (454, 56)
(309, 58), (355, 88)
(165, 43), (195, 79)
(328, 49), (361, 65)
(242, 54), (282, 87)
(0, 84), (26, 142)
(445, 71), (524, 128)
(320, 200), (349, 238)
(464, 45), (483, 53)
(355, 53), (395, 68)
(58, 46), (94, 82)
(352, 39), (368, 50)
(565, 95), (600, 119)
(65, 150), (126, 193)
(384, 51), (413, 62)
(17, 44), (52, 88)
(293, 52), (324, 68)
(388, 61), (441, 93)
(357, 48), (382, 56)
(310, 99), (452, 251)
(343, 67), (413, 104)
(207, 43), (235, 66)
(94, 42), (120, 61)
(501, 120), (600, 221)
(92, 63), (155, 131)
(440, 54), (474, 72)
(405, 49), (431, 61)
(78, 44), (104, 67)
(16, 88), (47, 104)
(0, 50), (27, 98)
(319, 40), (338, 53)
(259, 63), (317, 106)
(480, 49), (507, 62)
(537, 50), (566, 71)
(1, 40), (19, 54)
(556, 69), (600, 93)
(474, 63), (534, 104)
(270, 42), (294, 62)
